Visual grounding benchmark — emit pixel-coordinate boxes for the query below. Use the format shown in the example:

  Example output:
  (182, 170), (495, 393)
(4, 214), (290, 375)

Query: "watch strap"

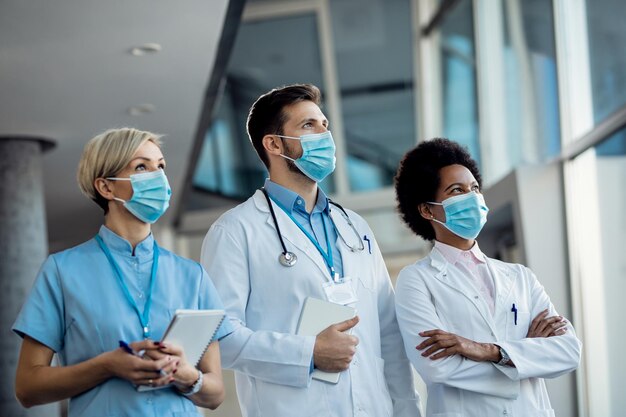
(181, 369), (203, 396)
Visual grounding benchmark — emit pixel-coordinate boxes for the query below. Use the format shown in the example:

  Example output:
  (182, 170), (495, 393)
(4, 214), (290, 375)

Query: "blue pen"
(363, 235), (371, 254)
(119, 340), (147, 358)
(119, 340), (135, 354)
(511, 304), (518, 325)
(119, 340), (165, 376)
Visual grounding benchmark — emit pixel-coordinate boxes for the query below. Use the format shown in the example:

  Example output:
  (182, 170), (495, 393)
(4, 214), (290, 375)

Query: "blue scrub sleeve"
(12, 255), (65, 352)
(198, 264), (234, 341)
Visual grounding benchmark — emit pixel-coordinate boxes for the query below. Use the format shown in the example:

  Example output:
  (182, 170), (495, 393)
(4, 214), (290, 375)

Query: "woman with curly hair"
(393, 138), (581, 417)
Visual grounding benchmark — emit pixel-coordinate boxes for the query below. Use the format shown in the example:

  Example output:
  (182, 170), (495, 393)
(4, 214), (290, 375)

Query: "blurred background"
(1, 0), (624, 416)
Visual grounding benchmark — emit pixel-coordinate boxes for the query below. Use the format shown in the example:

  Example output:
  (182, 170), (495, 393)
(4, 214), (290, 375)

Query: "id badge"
(322, 277), (358, 305)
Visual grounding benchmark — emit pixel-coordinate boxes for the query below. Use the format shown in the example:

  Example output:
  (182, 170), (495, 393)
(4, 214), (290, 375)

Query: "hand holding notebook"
(135, 309), (225, 391)
(296, 297), (357, 384)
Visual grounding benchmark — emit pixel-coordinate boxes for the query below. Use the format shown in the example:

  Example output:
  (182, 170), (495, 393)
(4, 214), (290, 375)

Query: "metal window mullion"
(414, 0), (442, 142)
(318, 0), (350, 197)
(473, 0), (508, 185)
(553, 0), (594, 148)
(554, 2), (609, 417)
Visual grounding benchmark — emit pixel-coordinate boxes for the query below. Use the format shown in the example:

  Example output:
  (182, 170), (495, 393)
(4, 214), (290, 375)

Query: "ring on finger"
(148, 379), (154, 386)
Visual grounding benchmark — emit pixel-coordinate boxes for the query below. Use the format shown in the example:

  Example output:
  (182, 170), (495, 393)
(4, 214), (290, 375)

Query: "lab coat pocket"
(506, 311), (530, 340)
(355, 275), (375, 292)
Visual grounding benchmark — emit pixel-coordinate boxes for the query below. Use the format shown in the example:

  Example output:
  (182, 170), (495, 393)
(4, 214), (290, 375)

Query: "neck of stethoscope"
(261, 188), (290, 257)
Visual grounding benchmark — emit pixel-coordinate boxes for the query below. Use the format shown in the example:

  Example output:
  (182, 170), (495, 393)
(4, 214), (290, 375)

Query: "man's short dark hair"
(246, 84), (322, 168)
(394, 138), (482, 241)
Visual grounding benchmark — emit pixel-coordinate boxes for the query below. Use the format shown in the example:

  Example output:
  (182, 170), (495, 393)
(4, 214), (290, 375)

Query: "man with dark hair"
(201, 84), (422, 417)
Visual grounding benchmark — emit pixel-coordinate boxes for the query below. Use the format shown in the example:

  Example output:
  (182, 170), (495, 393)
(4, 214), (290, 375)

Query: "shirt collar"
(98, 225), (154, 259)
(264, 179), (329, 215)
(434, 240), (486, 265)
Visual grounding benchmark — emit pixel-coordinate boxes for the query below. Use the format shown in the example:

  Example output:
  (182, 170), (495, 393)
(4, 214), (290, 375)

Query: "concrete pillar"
(0, 137), (58, 416)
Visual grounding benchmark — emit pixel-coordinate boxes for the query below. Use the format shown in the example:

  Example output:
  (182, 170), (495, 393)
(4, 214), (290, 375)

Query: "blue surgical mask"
(428, 191), (489, 240)
(277, 131), (336, 182)
(107, 170), (171, 223)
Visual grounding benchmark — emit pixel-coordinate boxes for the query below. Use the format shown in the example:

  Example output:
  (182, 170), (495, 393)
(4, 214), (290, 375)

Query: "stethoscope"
(261, 188), (365, 267)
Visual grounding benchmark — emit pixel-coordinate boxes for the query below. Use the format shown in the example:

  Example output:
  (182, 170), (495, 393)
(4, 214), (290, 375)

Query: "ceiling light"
(129, 43), (162, 56)
(127, 104), (156, 116)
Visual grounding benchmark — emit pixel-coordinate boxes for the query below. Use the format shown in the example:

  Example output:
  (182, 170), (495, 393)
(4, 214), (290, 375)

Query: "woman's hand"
(144, 342), (199, 392)
(527, 309), (568, 338)
(102, 339), (177, 387)
(416, 330), (500, 362)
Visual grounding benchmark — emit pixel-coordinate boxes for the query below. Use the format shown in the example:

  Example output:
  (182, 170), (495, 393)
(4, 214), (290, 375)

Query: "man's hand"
(416, 329), (499, 362)
(313, 316), (360, 372)
(527, 309), (567, 338)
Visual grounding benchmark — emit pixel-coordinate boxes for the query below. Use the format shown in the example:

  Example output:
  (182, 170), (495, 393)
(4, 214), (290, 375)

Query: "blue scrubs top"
(13, 226), (233, 417)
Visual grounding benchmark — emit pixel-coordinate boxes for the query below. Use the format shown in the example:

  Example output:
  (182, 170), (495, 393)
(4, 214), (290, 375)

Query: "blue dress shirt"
(13, 225), (232, 417)
(264, 179), (343, 278)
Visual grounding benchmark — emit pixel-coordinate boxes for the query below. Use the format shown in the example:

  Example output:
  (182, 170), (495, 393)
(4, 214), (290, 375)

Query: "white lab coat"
(395, 247), (582, 417)
(201, 190), (422, 417)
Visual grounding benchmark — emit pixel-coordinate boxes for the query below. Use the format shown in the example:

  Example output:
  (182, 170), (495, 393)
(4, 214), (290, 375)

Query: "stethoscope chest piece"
(279, 251), (298, 267)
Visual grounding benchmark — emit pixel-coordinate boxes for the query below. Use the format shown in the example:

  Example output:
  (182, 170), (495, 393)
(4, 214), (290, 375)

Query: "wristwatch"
(496, 346), (510, 366)
(181, 369), (203, 396)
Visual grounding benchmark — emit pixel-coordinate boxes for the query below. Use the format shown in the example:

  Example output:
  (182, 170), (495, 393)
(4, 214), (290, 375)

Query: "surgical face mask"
(107, 170), (171, 224)
(428, 191), (489, 240)
(277, 131), (336, 182)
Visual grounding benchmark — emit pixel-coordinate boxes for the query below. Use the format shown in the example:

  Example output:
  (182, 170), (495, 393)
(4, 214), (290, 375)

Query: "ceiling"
(0, 0), (237, 250)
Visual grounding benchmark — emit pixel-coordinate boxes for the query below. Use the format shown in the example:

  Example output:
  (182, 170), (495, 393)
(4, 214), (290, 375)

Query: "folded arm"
(395, 270), (519, 399)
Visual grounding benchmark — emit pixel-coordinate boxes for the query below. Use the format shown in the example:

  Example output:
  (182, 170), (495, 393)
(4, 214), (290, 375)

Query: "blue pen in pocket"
(511, 304), (518, 325)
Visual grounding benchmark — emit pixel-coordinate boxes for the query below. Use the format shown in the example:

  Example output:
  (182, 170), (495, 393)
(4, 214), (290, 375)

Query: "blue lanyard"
(269, 196), (337, 281)
(95, 235), (159, 338)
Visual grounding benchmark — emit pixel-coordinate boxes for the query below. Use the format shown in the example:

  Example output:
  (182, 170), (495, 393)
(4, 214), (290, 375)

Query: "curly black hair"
(394, 138), (482, 241)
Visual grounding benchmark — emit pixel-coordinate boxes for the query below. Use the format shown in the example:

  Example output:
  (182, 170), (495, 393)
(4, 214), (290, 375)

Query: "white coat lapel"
(486, 259), (516, 311)
(430, 248), (498, 335)
(253, 190), (330, 279)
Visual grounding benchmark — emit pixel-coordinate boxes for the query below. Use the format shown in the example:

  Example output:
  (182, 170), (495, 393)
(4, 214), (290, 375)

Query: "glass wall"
(586, 0), (626, 123)
(566, 127), (626, 416)
(329, 0), (416, 192)
(192, 11), (329, 203)
(502, 0), (560, 165)
(438, 0), (480, 165)
(191, 0), (416, 207)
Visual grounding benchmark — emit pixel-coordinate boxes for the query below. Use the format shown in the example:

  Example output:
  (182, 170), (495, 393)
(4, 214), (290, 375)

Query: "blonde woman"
(13, 128), (231, 416)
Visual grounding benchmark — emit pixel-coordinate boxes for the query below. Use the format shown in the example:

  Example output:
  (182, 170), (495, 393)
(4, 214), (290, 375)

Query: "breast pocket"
(506, 311), (531, 340)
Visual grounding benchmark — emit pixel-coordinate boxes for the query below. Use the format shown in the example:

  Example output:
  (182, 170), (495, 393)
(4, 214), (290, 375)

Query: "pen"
(511, 304), (518, 325)
(118, 340), (146, 358)
(119, 340), (165, 377)
(363, 235), (371, 254)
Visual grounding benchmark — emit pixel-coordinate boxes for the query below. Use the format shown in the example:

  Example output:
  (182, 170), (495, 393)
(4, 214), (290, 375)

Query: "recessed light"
(129, 43), (162, 56)
(127, 104), (156, 116)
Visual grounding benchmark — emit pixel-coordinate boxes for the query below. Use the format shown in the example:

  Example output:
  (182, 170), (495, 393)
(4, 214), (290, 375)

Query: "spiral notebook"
(137, 309), (225, 392)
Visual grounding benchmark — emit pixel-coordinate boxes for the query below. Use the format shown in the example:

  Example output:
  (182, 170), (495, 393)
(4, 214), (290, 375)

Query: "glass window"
(567, 126), (626, 415)
(438, 0), (480, 165)
(587, 128), (626, 413)
(329, 0), (416, 192)
(191, 12), (333, 207)
(502, 0), (560, 164)
(586, 0), (626, 123)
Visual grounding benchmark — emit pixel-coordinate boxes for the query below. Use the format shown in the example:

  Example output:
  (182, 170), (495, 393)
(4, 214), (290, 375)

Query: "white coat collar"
(428, 247), (517, 334)
(252, 189), (332, 280)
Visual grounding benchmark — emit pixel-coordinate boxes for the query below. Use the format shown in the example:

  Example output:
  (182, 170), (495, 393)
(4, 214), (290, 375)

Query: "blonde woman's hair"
(77, 127), (162, 212)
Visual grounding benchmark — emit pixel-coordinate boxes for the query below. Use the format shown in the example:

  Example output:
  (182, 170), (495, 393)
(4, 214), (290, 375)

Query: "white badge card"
(322, 277), (358, 305)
